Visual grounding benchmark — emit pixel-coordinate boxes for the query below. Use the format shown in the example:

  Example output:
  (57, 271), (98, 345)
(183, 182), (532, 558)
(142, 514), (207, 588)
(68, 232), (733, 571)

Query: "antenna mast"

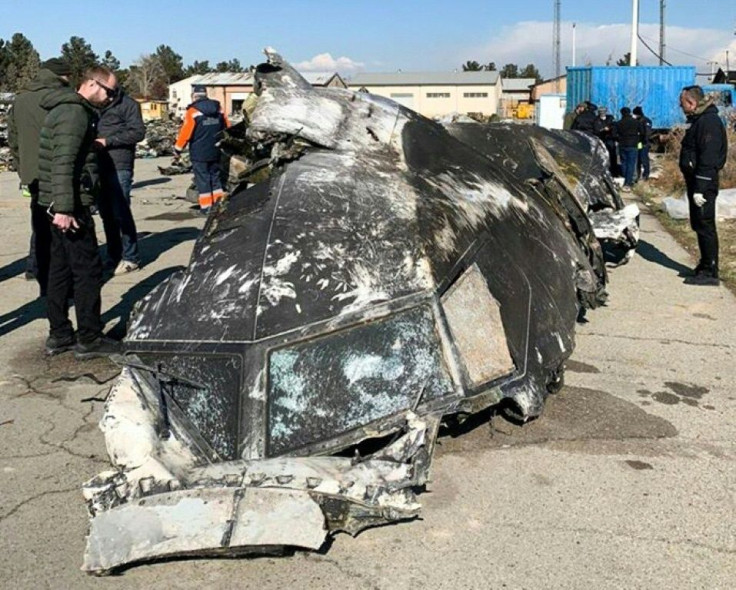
(553, 0), (561, 91)
(659, 0), (666, 65)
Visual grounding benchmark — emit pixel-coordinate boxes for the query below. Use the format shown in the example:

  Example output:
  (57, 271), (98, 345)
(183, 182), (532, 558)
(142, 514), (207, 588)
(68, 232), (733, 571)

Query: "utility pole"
(553, 0), (561, 91)
(659, 0), (666, 65)
(572, 22), (576, 67)
(630, 0), (639, 66)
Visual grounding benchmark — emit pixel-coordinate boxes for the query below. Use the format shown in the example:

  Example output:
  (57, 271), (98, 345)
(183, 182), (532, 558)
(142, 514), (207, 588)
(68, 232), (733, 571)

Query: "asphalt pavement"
(0, 159), (734, 589)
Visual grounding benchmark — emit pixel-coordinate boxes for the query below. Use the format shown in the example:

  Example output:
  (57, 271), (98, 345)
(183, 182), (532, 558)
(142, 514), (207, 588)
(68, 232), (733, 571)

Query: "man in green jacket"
(8, 58), (73, 293)
(37, 65), (121, 358)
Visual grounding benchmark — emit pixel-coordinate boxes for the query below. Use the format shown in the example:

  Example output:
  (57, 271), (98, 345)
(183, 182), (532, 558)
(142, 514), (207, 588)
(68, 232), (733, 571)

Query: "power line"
(638, 33), (672, 66)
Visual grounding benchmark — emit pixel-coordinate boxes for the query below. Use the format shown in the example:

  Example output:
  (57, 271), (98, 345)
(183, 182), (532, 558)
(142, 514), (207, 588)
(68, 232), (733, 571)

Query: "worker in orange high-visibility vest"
(174, 85), (230, 214)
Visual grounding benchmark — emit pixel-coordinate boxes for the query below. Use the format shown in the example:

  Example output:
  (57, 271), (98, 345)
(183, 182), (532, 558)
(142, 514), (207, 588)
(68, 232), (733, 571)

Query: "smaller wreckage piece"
(82, 368), (437, 574)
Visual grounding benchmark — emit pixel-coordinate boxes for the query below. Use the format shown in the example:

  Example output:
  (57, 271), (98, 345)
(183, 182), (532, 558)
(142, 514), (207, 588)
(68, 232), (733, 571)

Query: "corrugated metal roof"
(191, 72), (254, 86)
(350, 71), (500, 87)
(502, 78), (535, 91)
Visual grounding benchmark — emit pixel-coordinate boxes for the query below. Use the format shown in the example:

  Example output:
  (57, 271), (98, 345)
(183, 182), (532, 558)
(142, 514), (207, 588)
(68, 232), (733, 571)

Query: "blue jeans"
(99, 169), (140, 264)
(620, 147), (638, 187)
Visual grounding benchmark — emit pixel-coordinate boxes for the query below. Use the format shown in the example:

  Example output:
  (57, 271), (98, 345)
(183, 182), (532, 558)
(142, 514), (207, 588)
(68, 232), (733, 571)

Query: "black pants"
(27, 196), (52, 296)
(685, 175), (719, 271)
(46, 209), (103, 343)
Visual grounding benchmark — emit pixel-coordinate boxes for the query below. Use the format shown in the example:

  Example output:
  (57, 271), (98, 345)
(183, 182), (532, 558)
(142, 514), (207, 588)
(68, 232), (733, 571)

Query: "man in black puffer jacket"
(174, 85), (230, 214)
(37, 65), (121, 358)
(96, 79), (146, 275)
(679, 85), (728, 286)
(8, 58), (73, 293)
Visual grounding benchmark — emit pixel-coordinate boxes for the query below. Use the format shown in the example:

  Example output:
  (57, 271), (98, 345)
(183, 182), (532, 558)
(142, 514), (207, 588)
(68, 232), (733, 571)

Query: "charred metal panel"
(441, 264), (514, 386)
(267, 306), (453, 455)
(137, 353), (242, 459)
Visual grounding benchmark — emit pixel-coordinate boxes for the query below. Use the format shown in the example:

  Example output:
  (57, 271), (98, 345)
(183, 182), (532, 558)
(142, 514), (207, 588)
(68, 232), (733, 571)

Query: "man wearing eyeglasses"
(36, 65), (121, 358)
(95, 74), (145, 275)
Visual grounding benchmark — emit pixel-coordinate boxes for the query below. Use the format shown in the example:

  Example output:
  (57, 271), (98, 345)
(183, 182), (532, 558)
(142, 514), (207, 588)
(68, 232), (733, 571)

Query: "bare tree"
(127, 54), (165, 98)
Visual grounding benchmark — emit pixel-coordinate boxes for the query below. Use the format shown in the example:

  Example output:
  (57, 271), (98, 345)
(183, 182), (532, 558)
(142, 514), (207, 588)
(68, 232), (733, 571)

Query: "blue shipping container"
(566, 66), (696, 129)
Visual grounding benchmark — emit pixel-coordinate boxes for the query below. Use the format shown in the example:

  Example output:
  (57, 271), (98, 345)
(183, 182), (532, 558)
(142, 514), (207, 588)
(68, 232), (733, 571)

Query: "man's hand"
(94, 138), (107, 148)
(693, 193), (706, 207)
(53, 213), (79, 233)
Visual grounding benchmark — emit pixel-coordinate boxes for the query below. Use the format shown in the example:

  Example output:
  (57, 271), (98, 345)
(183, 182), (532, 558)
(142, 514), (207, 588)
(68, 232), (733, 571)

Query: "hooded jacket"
(174, 98), (230, 162)
(97, 90), (146, 172)
(37, 90), (100, 213)
(679, 102), (728, 194)
(7, 69), (72, 187)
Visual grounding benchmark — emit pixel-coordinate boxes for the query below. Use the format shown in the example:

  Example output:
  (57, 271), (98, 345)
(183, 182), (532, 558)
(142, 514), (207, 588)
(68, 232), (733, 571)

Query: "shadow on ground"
(133, 177), (171, 189)
(0, 227), (198, 338)
(636, 239), (692, 275)
(436, 386), (678, 456)
(0, 256), (27, 284)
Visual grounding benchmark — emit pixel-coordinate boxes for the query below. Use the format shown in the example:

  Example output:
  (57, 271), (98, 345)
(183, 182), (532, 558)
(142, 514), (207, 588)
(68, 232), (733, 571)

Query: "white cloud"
(461, 21), (736, 78)
(295, 53), (365, 74)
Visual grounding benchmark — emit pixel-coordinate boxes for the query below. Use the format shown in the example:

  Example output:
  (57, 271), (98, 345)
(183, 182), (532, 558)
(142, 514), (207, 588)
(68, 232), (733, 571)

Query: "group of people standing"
(569, 86), (728, 287)
(569, 101), (653, 192)
(8, 58), (144, 358)
(7, 58), (232, 360)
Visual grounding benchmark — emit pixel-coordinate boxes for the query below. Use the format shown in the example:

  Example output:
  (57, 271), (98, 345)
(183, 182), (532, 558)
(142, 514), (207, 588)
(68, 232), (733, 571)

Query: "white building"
(349, 71), (503, 118)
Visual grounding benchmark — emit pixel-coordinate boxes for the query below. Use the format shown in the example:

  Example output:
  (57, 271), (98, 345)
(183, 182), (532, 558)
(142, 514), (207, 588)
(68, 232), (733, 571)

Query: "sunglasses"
(94, 79), (117, 99)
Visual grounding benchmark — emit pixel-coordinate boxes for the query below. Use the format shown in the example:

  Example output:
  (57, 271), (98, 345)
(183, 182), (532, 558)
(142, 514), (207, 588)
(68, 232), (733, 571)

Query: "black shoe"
(74, 336), (122, 360)
(684, 274), (720, 286)
(45, 335), (75, 356)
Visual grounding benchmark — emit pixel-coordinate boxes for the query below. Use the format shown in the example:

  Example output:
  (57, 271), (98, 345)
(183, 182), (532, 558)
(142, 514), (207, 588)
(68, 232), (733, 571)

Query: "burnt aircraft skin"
(444, 122), (640, 265)
(85, 49), (610, 572)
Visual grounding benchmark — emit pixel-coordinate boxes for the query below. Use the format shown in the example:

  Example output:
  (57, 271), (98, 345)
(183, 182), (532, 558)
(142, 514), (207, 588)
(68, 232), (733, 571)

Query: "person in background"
(37, 66), (121, 359)
(173, 85), (230, 215)
(616, 107), (642, 192)
(570, 101), (597, 134)
(633, 106), (653, 181)
(7, 58), (73, 293)
(678, 85), (728, 286)
(593, 106), (619, 177)
(95, 74), (146, 275)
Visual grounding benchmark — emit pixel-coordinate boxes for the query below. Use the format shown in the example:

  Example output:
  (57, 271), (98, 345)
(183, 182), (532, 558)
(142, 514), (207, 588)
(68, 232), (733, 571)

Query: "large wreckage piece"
(443, 122), (640, 266)
(84, 49), (611, 572)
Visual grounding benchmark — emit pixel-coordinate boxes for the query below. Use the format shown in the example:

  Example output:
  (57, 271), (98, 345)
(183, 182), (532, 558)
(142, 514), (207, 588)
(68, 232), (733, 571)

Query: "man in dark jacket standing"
(7, 58), (73, 293)
(96, 76), (146, 275)
(593, 106), (619, 176)
(37, 65), (121, 358)
(616, 107), (642, 191)
(174, 85), (230, 214)
(679, 85), (728, 286)
(570, 101), (597, 134)
(633, 106), (653, 181)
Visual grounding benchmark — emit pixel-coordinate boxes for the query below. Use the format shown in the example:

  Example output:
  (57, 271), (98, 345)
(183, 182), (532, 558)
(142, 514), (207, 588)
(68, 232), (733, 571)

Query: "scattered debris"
(136, 118), (179, 158)
(85, 48), (624, 573)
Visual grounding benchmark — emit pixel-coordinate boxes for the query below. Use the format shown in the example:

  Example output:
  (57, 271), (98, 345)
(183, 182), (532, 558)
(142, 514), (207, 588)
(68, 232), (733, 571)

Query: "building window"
(231, 99), (244, 114)
(463, 92), (489, 98)
(172, 90), (177, 99)
(427, 92), (450, 98)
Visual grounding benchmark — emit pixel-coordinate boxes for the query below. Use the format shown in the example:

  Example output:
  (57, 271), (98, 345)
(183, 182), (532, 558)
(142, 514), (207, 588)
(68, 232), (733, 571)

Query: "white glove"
(693, 193), (706, 207)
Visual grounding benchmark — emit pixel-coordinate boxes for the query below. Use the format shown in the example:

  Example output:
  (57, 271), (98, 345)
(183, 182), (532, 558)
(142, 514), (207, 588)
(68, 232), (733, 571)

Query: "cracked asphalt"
(1, 160), (734, 589)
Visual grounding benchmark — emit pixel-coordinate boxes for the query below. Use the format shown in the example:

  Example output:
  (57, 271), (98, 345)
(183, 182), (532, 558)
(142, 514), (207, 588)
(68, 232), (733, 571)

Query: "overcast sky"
(3, 0), (735, 77)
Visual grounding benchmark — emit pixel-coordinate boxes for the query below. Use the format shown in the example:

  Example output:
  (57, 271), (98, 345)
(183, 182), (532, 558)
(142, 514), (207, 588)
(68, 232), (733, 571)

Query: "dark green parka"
(7, 68), (72, 187)
(37, 90), (99, 213)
